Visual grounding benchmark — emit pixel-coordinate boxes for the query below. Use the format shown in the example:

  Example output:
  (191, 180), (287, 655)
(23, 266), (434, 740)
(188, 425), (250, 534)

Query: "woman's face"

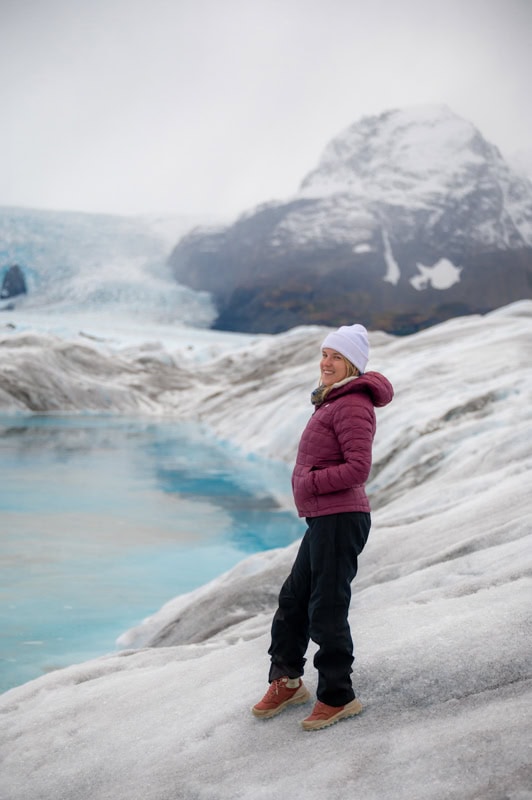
(320, 348), (349, 386)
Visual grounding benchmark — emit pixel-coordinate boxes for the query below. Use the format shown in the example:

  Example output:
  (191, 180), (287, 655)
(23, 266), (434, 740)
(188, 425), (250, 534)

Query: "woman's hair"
(342, 357), (360, 380)
(320, 356), (360, 400)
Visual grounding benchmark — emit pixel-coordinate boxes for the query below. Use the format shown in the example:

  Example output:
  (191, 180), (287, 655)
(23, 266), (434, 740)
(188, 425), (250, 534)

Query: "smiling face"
(320, 348), (351, 386)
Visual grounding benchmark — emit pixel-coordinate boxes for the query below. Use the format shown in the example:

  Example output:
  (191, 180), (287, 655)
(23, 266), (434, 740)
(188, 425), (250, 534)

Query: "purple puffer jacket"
(291, 371), (394, 518)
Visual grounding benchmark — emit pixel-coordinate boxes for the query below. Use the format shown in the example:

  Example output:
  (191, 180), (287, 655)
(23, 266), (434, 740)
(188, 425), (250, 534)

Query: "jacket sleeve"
(307, 396), (375, 495)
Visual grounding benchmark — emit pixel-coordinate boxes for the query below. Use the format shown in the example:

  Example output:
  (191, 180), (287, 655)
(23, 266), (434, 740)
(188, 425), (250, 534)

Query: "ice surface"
(0, 301), (531, 799)
(0, 206), (217, 324)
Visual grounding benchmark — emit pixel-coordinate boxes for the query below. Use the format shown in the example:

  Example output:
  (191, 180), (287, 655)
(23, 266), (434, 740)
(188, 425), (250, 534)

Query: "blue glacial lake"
(0, 415), (303, 693)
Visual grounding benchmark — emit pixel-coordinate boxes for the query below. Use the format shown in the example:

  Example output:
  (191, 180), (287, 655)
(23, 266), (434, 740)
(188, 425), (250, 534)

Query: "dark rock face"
(169, 106), (532, 334)
(1, 264), (27, 300)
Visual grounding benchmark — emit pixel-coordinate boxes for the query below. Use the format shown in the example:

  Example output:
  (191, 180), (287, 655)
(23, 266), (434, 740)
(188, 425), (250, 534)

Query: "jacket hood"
(326, 370), (394, 408)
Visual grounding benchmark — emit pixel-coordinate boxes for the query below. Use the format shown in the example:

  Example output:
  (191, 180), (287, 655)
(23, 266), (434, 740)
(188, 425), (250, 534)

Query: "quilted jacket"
(291, 371), (394, 518)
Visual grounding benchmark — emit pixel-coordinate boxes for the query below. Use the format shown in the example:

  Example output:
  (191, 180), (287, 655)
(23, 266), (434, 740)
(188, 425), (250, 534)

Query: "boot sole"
(252, 686), (311, 719)
(301, 698), (363, 731)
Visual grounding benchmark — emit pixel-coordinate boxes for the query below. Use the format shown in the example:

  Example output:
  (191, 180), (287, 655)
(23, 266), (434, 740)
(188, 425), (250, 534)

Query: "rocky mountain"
(169, 105), (532, 334)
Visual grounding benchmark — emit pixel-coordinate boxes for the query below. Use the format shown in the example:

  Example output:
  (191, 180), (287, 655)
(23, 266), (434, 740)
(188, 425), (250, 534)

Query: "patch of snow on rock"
(410, 258), (463, 290)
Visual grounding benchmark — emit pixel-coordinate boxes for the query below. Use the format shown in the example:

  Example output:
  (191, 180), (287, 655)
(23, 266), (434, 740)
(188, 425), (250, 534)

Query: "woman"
(252, 323), (393, 731)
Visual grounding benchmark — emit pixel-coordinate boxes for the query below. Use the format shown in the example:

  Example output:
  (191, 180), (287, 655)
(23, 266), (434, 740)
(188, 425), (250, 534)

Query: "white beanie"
(321, 324), (369, 374)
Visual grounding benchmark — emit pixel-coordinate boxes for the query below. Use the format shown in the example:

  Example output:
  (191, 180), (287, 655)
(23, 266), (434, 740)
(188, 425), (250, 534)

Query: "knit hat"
(321, 324), (369, 374)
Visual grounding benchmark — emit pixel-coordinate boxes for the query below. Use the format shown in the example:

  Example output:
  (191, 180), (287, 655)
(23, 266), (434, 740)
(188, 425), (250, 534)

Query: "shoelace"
(266, 678), (289, 698)
(265, 678), (297, 700)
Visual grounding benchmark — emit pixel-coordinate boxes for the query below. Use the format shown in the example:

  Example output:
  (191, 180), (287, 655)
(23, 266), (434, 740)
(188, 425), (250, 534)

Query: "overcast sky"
(1, 0), (531, 221)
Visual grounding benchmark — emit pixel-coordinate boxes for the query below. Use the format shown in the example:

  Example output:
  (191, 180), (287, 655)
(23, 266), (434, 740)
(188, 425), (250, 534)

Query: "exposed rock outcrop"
(1, 264), (27, 300)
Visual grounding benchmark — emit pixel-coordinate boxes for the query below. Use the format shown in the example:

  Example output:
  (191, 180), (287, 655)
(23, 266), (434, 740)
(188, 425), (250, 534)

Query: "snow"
(410, 258), (462, 290)
(302, 105), (487, 197)
(296, 105), (532, 251)
(0, 300), (532, 799)
(382, 229), (401, 284)
(275, 195), (377, 248)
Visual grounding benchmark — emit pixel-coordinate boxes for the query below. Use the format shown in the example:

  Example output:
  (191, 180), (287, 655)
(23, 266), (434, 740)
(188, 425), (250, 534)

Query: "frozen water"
(0, 300), (531, 800)
(0, 206), (216, 325)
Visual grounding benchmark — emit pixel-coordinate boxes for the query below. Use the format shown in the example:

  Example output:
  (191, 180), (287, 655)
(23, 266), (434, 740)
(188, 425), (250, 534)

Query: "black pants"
(268, 511), (370, 707)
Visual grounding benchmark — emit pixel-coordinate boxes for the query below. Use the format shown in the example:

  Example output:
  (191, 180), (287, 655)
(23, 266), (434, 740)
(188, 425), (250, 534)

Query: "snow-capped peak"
(295, 104), (532, 249)
(301, 105), (497, 198)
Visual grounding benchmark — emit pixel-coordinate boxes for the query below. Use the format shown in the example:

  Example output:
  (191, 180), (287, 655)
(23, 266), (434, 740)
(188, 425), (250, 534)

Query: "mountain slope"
(169, 105), (532, 333)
